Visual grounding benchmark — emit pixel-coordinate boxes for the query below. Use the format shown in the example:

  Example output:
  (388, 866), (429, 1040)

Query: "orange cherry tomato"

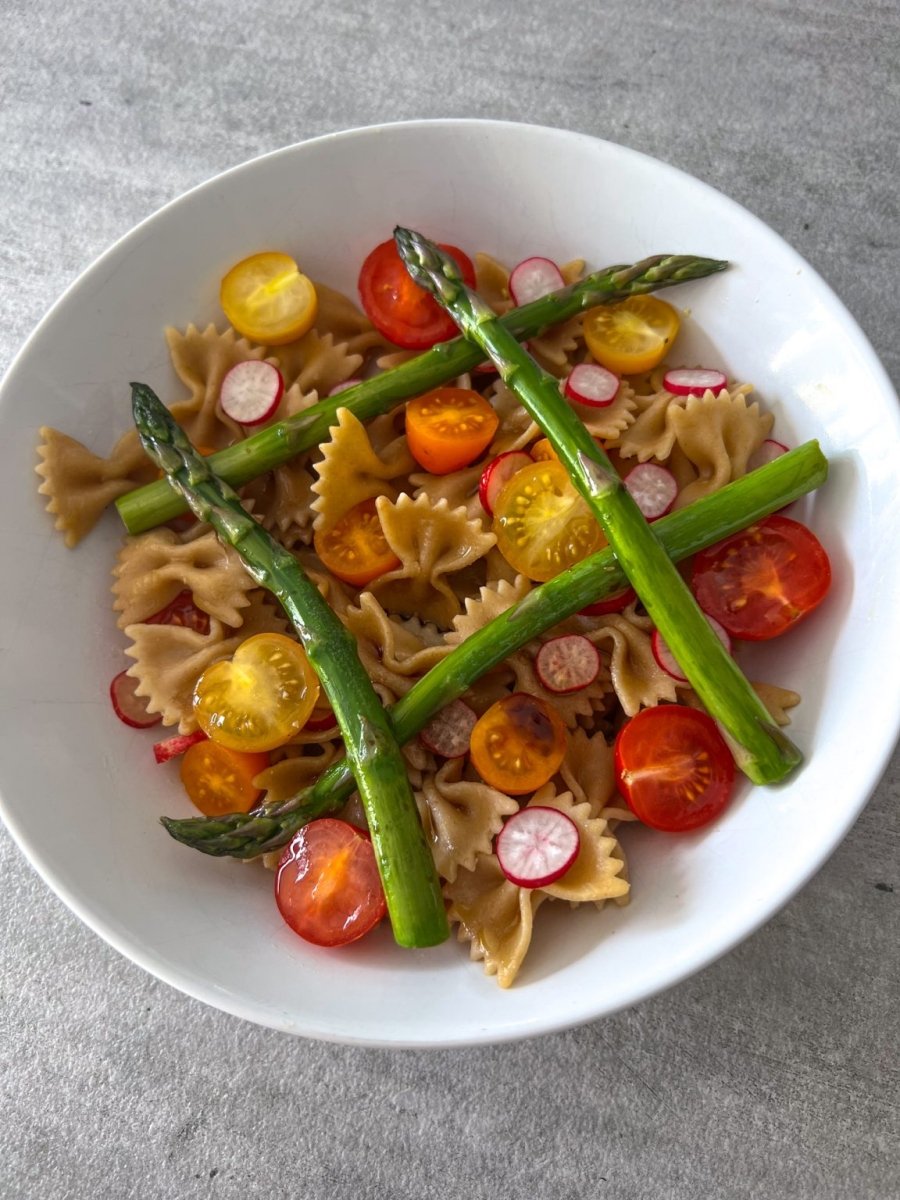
(404, 387), (500, 475)
(275, 818), (387, 947)
(192, 632), (320, 752)
(358, 239), (477, 349)
(220, 252), (318, 345)
(492, 458), (603, 582)
(530, 438), (560, 463)
(583, 295), (681, 375)
(313, 498), (401, 587)
(179, 740), (269, 817)
(469, 693), (568, 795)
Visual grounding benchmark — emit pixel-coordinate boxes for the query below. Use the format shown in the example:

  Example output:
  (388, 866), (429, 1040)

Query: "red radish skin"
(535, 635), (600, 694)
(479, 450), (533, 515)
(419, 699), (478, 758)
(564, 363), (620, 408)
(328, 378), (362, 396)
(153, 729), (208, 765)
(652, 615), (732, 682)
(110, 670), (161, 729)
(496, 806), (581, 888)
(220, 360), (284, 426)
(624, 463), (678, 520)
(663, 368), (728, 397)
(509, 258), (565, 306)
(748, 438), (790, 472)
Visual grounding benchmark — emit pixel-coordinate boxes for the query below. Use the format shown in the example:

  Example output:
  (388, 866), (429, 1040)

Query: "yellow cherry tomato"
(583, 295), (681, 375)
(179, 741), (269, 816)
(492, 459), (604, 582)
(530, 438), (560, 463)
(220, 252), (318, 345)
(469, 693), (568, 795)
(192, 632), (320, 752)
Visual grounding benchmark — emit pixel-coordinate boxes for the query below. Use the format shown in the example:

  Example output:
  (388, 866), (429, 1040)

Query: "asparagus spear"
(161, 439), (827, 858)
(116, 255), (727, 535)
(131, 382), (448, 949)
(393, 227), (802, 786)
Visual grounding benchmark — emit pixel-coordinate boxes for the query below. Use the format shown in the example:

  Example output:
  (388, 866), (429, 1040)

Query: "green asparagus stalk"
(394, 226), (801, 786)
(115, 254), (727, 535)
(161, 439), (827, 858)
(131, 382), (448, 949)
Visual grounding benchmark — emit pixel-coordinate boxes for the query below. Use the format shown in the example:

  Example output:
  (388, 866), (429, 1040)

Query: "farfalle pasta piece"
(506, 650), (599, 729)
(410, 461), (485, 523)
(255, 744), (342, 807)
(558, 727), (619, 817)
(415, 758), (519, 884)
(668, 388), (773, 508)
(445, 854), (548, 988)
(112, 525), (255, 628)
(165, 324), (267, 446)
(342, 592), (451, 683)
(265, 329), (363, 397)
(568, 380), (639, 442)
(683, 681), (801, 727)
(485, 380), (540, 454)
(310, 280), (389, 358)
(311, 406), (414, 531)
(368, 493), (496, 627)
(527, 785), (629, 905)
(445, 574), (533, 646)
(585, 610), (679, 715)
(35, 426), (159, 547)
(124, 592), (288, 730)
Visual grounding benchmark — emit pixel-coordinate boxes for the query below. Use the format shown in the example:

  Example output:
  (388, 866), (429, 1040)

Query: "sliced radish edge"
(496, 806), (581, 889)
(579, 586), (637, 617)
(564, 363), (620, 408)
(624, 463), (678, 521)
(652, 616), (732, 682)
(535, 635), (600, 694)
(509, 258), (565, 306)
(747, 438), (790, 472)
(220, 360), (284, 426)
(419, 699), (478, 759)
(479, 450), (533, 515)
(110, 670), (161, 730)
(153, 729), (208, 765)
(663, 368), (728, 397)
(327, 378), (363, 396)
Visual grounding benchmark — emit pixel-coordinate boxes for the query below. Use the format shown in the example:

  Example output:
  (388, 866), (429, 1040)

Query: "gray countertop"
(1, 1), (898, 1197)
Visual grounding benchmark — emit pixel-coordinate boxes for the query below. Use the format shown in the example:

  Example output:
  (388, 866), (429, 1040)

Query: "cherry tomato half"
(179, 740), (269, 816)
(145, 589), (210, 635)
(492, 459), (603, 582)
(469, 692), (568, 795)
(691, 514), (831, 641)
(313, 498), (401, 587)
(275, 818), (387, 947)
(220, 251), (318, 345)
(405, 387), (500, 474)
(614, 704), (735, 832)
(358, 239), (476, 349)
(583, 295), (681, 375)
(192, 632), (320, 752)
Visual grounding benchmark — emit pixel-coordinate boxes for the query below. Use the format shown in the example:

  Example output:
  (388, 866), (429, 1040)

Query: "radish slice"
(747, 438), (789, 471)
(564, 363), (620, 408)
(497, 806), (580, 888)
(419, 699), (478, 759)
(624, 463), (678, 520)
(110, 670), (161, 729)
(220, 360), (284, 426)
(509, 258), (565, 306)
(153, 729), (208, 765)
(535, 635), (600, 694)
(479, 450), (533, 515)
(663, 368), (727, 397)
(652, 616), (732, 682)
(579, 585), (637, 618)
(328, 378), (362, 396)
(305, 700), (338, 733)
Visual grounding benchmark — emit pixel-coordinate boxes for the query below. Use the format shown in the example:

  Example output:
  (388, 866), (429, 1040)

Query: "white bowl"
(1, 120), (898, 1047)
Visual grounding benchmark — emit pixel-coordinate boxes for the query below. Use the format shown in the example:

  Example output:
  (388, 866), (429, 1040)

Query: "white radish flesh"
(747, 438), (789, 471)
(110, 670), (161, 729)
(564, 363), (620, 408)
(497, 806), (581, 888)
(328, 378), (362, 396)
(663, 368), (728, 396)
(652, 615), (732, 682)
(220, 360), (284, 425)
(479, 450), (533, 515)
(419, 699), (478, 759)
(509, 257), (565, 306)
(535, 635), (600, 694)
(624, 463), (678, 520)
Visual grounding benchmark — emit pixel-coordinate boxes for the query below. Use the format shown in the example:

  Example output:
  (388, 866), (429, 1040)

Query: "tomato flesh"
(220, 251), (318, 345)
(492, 459), (603, 582)
(314, 498), (400, 586)
(179, 740), (269, 816)
(614, 705), (735, 832)
(192, 632), (320, 752)
(358, 239), (476, 349)
(583, 295), (681, 375)
(275, 818), (387, 947)
(691, 514), (831, 641)
(469, 693), (568, 795)
(145, 589), (210, 635)
(405, 387), (499, 474)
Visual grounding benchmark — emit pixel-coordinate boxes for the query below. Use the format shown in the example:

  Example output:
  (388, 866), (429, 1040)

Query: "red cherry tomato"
(358, 239), (476, 349)
(691, 514), (831, 641)
(614, 705), (735, 832)
(275, 818), (387, 947)
(145, 589), (210, 635)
